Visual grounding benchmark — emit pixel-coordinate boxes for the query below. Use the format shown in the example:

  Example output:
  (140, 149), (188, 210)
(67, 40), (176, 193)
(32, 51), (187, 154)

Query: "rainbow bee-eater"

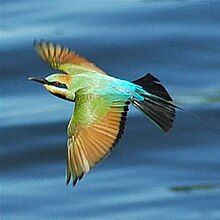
(29, 40), (176, 186)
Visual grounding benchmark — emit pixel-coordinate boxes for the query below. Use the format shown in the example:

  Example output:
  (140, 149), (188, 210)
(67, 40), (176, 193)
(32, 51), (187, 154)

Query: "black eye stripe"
(50, 81), (68, 89)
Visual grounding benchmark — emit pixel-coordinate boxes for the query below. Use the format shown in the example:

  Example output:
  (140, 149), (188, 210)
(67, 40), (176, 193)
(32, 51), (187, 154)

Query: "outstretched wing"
(33, 40), (106, 75)
(66, 92), (129, 186)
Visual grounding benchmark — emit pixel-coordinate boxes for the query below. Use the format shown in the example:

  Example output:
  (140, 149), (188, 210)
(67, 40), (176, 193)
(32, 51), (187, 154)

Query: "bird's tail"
(132, 73), (177, 132)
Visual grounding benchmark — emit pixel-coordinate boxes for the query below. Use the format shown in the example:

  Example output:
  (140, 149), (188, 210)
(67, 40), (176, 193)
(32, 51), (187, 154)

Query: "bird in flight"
(29, 40), (176, 186)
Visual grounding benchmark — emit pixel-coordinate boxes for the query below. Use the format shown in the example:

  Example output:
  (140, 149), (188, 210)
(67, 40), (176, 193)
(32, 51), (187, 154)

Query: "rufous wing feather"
(33, 40), (106, 75)
(66, 100), (129, 186)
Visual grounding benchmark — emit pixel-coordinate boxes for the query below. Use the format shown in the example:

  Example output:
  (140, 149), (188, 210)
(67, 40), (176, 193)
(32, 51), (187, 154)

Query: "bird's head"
(29, 73), (75, 101)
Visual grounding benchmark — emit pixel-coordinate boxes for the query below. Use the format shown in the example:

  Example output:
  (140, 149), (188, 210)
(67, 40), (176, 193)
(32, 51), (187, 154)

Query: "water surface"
(1, 1), (220, 219)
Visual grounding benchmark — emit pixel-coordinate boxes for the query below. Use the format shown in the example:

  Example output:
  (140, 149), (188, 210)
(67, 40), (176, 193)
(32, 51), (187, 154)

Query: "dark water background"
(1, 1), (220, 219)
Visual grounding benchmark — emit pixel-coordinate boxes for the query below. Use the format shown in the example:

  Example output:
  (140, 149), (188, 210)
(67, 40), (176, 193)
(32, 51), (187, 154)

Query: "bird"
(29, 40), (177, 186)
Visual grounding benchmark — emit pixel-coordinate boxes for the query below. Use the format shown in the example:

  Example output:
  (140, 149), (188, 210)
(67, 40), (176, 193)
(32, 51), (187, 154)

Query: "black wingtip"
(73, 178), (78, 186)
(66, 176), (71, 185)
(66, 175), (78, 187)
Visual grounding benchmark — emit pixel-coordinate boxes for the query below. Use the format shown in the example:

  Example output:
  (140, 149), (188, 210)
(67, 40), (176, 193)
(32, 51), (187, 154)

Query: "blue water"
(1, 1), (220, 219)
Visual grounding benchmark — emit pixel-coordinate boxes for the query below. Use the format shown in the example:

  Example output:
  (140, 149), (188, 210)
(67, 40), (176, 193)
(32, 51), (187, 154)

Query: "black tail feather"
(133, 73), (173, 101)
(132, 73), (176, 132)
(133, 99), (175, 132)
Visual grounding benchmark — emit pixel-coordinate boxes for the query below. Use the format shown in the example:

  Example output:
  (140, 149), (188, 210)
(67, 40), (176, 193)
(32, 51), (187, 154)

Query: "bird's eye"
(53, 81), (61, 86)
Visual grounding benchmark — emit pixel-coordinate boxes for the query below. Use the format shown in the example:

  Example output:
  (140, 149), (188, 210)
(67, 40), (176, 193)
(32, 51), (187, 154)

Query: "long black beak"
(28, 77), (49, 84)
